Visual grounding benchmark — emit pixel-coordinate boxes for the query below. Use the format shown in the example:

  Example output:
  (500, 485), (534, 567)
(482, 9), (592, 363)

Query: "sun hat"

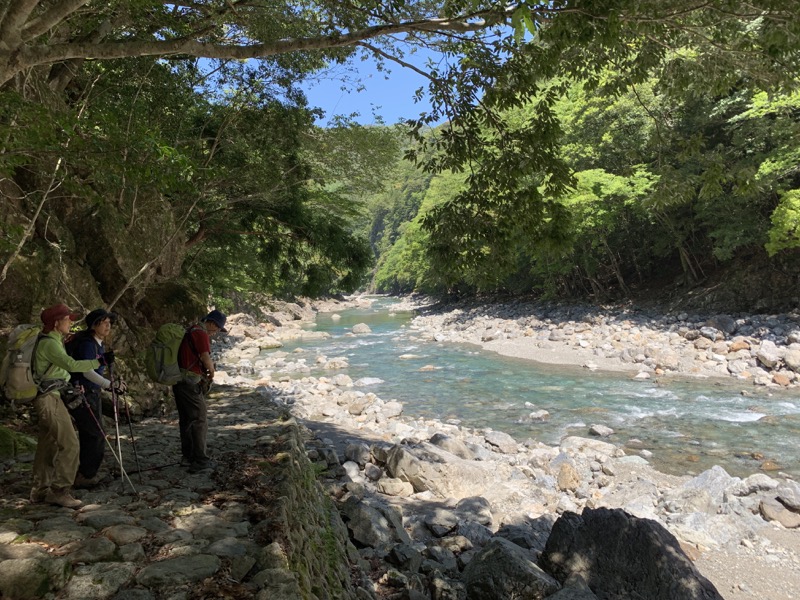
(84, 308), (118, 330)
(202, 309), (228, 333)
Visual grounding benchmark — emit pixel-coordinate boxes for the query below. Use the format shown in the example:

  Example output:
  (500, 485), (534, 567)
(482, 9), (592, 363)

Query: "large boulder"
(541, 508), (724, 600)
(463, 537), (561, 599)
(385, 443), (508, 498)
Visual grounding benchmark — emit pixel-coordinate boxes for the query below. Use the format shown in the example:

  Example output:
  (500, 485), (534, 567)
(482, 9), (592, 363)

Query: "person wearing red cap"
(30, 303), (114, 508)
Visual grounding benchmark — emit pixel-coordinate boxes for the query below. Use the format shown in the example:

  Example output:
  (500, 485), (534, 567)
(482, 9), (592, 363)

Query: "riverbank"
(216, 302), (800, 599)
(404, 296), (800, 388)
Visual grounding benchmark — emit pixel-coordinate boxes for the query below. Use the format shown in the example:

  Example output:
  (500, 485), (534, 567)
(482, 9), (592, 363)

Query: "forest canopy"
(1, 0), (799, 318)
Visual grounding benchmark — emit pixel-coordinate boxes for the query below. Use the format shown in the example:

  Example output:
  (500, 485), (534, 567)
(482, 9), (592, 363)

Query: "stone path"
(0, 386), (316, 600)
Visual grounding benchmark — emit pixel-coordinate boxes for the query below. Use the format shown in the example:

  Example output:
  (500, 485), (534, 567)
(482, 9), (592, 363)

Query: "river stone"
(776, 480), (800, 510)
(588, 424), (614, 437)
(456, 496), (494, 527)
(784, 348), (800, 372)
(729, 339), (751, 351)
(694, 337), (713, 350)
(560, 436), (619, 461)
(64, 562), (136, 599)
(380, 400), (404, 419)
(377, 477), (414, 497)
(760, 498), (800, 528)
(345, 442), (371, 466)
(388, 543), (424, 573)
(429, 433), (474, 459)
(756, 341), (781, 368)
(464, 536), (560, 599)
(484, 430), (518, 453)
(352, 323), (372, 334)
(495, 515), (555, 555)
(425, 510), (459, 537)
(385, 443), (501, 498)
(706, 316), (736, 335)
(728, 473), (779, 497)
(679, 465), (740, 507)
(557, 463), (581, 492)
(340, 495), (410, 550)
(699, 326), (722, 340)
(135, 554), (220, 586)
(541, 508), (723, 600)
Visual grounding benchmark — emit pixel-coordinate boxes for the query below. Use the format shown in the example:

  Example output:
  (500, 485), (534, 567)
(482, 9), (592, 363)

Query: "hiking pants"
(32, 391), (79, 493)
(71, 389), (105, 479)
(172, 380), (209, 464)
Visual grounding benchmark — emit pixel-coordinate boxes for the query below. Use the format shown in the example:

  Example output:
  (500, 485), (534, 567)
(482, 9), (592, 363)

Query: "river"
(264, 297), (800, 479)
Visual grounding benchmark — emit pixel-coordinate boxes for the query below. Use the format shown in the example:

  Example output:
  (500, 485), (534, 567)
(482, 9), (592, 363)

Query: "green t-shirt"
(34, 331), (100, 382)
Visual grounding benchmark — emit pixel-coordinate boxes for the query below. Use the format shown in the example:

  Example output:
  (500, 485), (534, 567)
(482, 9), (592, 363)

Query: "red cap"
(41, 303), (81, 332)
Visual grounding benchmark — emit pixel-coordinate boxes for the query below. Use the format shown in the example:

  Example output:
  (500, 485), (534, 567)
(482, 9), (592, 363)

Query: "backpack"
(0, 325), (55, 402)
(144, 323), (199, 385)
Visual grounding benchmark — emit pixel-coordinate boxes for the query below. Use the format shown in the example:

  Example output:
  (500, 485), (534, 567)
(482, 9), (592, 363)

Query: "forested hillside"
(2, 0), (799, 337)
(367, 79), (800, 308)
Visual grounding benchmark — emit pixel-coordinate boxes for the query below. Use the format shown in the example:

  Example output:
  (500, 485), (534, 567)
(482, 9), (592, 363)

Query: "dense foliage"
(369, 79), (800, 298)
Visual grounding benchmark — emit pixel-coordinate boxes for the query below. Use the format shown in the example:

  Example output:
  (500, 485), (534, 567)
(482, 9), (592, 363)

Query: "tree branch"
(21, 0), (92, 42)
(0, 156), (63, 286)
(1, 7), (515, 84)
(0, 0), (40, 49)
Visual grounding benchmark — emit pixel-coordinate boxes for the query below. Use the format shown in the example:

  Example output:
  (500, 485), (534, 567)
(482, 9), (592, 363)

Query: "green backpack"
(0, 324), (54, 402)
(144, 324), (200, 385)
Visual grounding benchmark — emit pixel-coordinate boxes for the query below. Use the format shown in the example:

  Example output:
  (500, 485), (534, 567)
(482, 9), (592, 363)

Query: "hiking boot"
(188, 460), (216, 474)
(29, 488), (48, 504)
(73, 473), (100, 489)
(45, 489), (83, 509)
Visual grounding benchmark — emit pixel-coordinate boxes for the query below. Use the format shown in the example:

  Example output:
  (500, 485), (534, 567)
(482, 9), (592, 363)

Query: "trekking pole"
(121, 392), (143, 484)
(83, 399), (137, 493)
(107, 363), (126, 493)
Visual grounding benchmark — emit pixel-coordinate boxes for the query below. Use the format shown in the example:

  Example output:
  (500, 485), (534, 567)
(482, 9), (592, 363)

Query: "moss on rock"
(0, 425), (36, 459)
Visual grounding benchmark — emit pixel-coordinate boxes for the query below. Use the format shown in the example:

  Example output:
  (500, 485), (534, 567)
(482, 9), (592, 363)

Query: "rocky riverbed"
(403, 297), (800, 389)
(1, 297), (800, 599)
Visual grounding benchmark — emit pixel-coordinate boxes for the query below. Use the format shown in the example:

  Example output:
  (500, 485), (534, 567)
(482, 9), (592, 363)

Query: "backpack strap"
(32, 334), (57, 385)
(182, 325), (203, 372)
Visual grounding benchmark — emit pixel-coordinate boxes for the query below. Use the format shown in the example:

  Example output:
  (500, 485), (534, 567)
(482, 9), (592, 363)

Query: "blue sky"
(300, 51), (436, 126)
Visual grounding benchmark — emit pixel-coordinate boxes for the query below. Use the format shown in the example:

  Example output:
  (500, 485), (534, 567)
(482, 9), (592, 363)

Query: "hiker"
(173, 309), (227, 473)
(67, 308), (128, 488)
(30, 303), (115, 508)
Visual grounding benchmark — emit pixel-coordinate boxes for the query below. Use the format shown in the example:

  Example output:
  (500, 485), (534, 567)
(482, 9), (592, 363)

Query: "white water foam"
(712, 411), (766, 422)
(354, 377), (384, 386)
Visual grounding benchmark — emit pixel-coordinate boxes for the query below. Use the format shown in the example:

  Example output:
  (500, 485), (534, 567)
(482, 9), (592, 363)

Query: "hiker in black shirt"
(67, 308), (127, 487)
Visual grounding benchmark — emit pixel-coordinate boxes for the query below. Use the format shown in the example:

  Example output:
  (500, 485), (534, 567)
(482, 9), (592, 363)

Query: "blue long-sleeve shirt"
(68, 331), (106, 391)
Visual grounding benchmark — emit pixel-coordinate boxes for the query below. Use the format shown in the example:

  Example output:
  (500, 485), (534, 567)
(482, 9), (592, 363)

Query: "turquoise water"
(267, 298), (800, 479)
